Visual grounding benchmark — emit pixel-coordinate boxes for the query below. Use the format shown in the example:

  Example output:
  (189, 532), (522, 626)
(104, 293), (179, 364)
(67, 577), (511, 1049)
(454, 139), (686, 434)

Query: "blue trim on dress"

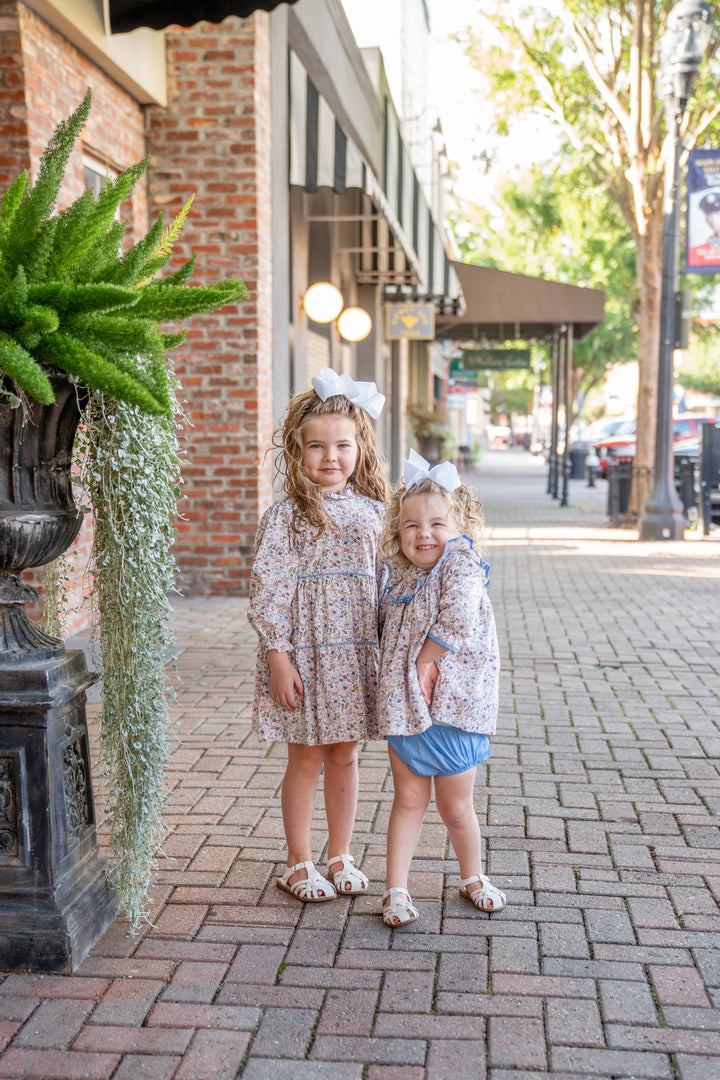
(427, 631), (458, 654)
(384, 534), (490, 605)
(294, 639), (378, 649)
(297, 571), (375, 580)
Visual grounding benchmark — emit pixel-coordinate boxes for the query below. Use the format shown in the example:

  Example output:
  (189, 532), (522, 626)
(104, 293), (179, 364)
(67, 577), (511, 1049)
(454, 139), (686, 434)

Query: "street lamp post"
(639, 0), (713, 541)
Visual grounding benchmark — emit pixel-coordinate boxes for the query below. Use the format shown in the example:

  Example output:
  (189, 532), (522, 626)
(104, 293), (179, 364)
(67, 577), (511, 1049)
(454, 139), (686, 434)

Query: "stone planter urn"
(0, 376), (117, 972)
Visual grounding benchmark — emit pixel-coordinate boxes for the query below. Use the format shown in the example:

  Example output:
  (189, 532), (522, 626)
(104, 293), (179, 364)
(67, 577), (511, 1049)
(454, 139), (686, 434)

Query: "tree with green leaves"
(460, 0), (720, 513)
(449, 162), (638, 414)
(677, 324), (720, 393)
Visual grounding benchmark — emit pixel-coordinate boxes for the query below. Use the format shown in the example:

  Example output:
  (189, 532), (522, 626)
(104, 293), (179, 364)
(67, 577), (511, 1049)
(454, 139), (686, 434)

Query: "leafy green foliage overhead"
(450, 163), (637, 395)
(677, 332), (720, 394)
(453, 1), (720, 457)
(0, 89), (248, 415)
(466, 2), (720, 236)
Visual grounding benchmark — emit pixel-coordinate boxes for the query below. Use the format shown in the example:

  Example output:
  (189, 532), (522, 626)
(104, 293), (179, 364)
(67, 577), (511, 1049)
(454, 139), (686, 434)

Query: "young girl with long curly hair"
(249, 368), (386, 902)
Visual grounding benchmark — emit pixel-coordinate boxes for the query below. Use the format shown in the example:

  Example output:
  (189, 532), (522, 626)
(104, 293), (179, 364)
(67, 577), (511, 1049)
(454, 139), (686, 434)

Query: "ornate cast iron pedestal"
(0, 379), (117, 972)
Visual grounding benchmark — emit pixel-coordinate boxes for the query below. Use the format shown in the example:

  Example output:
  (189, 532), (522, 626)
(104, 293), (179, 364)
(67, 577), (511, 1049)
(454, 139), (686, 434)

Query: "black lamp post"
(639, 0), (713, 541)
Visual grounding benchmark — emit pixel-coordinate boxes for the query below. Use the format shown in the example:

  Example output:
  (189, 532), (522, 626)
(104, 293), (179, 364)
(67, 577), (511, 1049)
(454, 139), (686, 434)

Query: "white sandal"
(382, 887), (419, 927)
(327, 853), (369, 895)
(276, 860), (337, 902)
(459, 874), (506, 912)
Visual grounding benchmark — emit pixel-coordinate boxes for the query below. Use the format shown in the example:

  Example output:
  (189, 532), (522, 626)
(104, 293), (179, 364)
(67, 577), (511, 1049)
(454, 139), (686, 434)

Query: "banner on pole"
(685, 148), (720, 274)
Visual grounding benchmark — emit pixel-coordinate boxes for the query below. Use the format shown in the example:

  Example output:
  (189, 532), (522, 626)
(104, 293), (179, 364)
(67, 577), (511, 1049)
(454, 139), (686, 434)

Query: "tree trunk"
(630, 223), (662, 517)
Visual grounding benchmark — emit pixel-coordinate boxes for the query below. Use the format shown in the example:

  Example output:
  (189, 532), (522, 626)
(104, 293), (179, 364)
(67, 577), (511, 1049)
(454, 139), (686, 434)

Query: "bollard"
(606, 458), (633, 525)
(586, 448), (599, 488)
(674, 455), (697, 516)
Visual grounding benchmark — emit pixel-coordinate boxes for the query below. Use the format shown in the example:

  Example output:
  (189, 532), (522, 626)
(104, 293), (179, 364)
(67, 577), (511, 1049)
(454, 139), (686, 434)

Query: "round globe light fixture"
(337, 306), (372, 342)
(301, 282), (344, 323)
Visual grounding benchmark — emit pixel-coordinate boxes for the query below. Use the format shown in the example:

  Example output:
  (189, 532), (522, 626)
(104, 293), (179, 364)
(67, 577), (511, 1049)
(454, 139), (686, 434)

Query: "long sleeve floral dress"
(249, 487), (385, 745)
(377, 535), (499, 746)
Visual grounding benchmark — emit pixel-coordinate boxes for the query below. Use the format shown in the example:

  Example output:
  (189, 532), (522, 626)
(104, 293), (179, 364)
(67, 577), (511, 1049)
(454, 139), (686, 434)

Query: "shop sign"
(457, 348), (531, 371)
(385, 303), (435, 340)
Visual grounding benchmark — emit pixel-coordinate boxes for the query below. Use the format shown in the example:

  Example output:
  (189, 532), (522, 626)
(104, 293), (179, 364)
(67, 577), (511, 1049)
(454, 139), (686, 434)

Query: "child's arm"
(267, 649), (304, 710)
(248, 505), (306, 710)
(430, 550), (486, 653)
(418, 550), (488, 706)
(416, 636), (449, 707)
(248, 508), (296, 647)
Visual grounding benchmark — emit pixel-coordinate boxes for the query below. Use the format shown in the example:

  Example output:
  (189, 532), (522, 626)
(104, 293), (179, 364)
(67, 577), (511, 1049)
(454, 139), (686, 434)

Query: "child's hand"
(267, 650), (305, 710)
(417, 659), (439, 707)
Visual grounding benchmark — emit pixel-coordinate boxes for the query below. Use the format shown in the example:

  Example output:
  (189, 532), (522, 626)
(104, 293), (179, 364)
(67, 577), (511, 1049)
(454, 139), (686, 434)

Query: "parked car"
(671, 415), (715, 455)
(578, 416), (635, 447)
(593, 417), (638, 475)
(594, 414), (715, 476)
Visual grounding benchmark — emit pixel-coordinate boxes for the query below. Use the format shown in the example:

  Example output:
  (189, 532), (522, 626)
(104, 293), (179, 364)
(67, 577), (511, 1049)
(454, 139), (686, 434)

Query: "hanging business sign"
(458, 348), (531, 371)
(685, 148), (720, 274)
(385, 303), (435, 340)
(449, 365), (479, 384)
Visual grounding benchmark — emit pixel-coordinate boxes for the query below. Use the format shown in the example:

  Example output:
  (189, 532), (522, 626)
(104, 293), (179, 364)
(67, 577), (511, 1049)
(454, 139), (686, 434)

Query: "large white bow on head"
(311, 367), (385, 420)
(404, 447), (461, 493)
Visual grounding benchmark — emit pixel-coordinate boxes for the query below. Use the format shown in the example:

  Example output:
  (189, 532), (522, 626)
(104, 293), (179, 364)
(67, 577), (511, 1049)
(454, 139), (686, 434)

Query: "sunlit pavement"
(1, 449), (719, 1080)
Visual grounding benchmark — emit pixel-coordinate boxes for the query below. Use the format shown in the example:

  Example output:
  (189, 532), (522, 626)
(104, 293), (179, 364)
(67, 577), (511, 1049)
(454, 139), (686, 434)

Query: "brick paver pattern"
(2, 452), (719, 1080)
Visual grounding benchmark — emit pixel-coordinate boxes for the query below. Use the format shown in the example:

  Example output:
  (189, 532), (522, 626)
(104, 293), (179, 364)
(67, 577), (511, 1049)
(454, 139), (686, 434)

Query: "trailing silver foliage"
(41, 552), (72, 640)
(81, 390), (181, 929)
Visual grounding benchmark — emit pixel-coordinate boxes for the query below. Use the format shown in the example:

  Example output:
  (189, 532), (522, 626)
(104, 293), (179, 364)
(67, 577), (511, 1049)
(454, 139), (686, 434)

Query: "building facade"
(2, 0), (604, 627)
(1, 0), (461, 623)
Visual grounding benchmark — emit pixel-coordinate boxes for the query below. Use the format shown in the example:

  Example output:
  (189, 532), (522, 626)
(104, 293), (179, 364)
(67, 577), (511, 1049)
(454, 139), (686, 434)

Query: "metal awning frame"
(301, 192), (423, 287)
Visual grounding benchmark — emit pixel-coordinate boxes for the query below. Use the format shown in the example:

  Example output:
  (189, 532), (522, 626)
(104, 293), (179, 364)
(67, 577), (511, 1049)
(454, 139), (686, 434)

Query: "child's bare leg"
(436, 768), (505, 910)
(323, 741), (359, 870)
(434, 767), (483, 880)
(386, 747), (432, 889)
(281, 743), (324, 885)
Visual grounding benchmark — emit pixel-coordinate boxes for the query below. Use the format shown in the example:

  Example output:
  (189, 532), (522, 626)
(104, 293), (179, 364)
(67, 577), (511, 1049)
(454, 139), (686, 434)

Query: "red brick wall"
(0, 1), (147, 633)
(146, 14), (274, 594)
(0, 2), (31, 184)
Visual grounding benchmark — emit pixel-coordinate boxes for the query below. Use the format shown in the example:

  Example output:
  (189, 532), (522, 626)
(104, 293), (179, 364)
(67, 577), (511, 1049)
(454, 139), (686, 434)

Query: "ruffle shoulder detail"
(384, 534), (489, 605)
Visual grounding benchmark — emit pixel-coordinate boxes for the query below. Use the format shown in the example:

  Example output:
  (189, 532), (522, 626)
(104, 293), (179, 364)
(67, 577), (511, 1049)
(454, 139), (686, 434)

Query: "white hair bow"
(311, 367), (385, 419)
(404, 447), (461, 493)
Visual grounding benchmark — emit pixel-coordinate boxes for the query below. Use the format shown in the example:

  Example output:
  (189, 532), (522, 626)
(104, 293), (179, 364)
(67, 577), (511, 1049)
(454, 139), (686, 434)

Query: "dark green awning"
(109, 0), (297, 33)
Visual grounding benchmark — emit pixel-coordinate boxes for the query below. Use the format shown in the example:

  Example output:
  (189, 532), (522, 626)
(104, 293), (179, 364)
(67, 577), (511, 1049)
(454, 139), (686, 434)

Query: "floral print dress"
(249, 488), (384, 745)
(377, 535), (500, 739)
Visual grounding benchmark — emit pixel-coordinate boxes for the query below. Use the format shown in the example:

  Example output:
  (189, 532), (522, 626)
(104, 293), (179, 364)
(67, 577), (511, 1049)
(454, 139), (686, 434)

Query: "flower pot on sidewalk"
(0, 377), (117, 972)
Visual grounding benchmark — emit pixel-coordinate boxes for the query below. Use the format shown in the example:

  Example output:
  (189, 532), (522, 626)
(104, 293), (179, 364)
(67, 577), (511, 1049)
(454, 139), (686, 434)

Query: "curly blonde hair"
(271, 388), (387, 534)
(381, 476), (485, 566)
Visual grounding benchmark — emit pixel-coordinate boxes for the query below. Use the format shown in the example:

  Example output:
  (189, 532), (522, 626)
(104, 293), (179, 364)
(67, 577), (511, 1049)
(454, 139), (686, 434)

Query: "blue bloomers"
(387, 724), (491, 777)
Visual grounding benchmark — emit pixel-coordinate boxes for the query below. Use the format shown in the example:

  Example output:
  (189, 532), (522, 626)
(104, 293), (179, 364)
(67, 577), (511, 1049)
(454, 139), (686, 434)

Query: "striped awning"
(382, 105), (463, 315)
(290, 51), (462, 311)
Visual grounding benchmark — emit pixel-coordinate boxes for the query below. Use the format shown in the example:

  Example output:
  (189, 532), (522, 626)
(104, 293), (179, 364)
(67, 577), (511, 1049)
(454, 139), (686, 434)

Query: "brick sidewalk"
(2, 451), (720, 1079)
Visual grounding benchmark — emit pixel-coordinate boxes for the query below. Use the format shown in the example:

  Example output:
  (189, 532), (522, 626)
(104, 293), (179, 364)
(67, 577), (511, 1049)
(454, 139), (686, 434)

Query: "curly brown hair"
(271, 388), (387, 534)
(381, 476), (485, 566)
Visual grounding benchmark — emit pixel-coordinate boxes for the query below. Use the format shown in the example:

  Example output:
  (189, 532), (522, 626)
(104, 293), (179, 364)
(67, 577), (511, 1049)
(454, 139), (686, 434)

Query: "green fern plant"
(0, 88), (247, 413)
